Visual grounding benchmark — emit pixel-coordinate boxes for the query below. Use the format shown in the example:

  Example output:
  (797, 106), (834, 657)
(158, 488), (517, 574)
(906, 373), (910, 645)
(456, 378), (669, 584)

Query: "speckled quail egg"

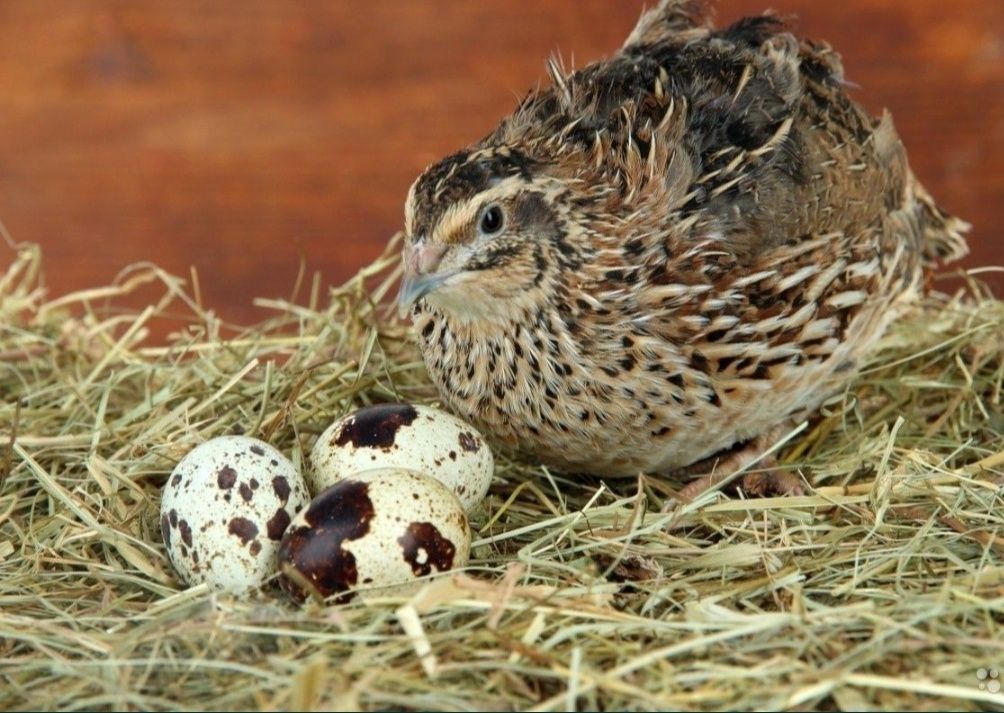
(160, 435), (309, 595)
(277, 467), (471, 603)
(309, 403), (493, 513)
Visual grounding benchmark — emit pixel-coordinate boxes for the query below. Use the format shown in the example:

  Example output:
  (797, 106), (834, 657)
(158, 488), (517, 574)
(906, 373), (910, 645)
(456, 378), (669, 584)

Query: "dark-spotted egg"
(309, 403), (493, 513)
(160, 435), (309, 595)
(277, 467), (471, 603)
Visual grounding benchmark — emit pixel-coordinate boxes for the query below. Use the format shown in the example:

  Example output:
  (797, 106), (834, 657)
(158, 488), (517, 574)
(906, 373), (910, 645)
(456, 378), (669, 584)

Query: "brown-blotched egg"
(160, 435), (309, 595)
(308, 403), (493, 513)
(277, 467), (471, 603)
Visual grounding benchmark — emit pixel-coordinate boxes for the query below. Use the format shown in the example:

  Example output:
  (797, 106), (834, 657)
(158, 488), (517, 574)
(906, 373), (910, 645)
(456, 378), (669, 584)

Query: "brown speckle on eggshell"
(266, 508), (291, 541)
(333, 403), (418, 449)
(272, 475), (291, 503)
(399, 522), (456, 576)
(458, 432), (479, 453)
(178, 519), (193, 547)
(217, 466), (237, 490)
(228, 517), (258, 544)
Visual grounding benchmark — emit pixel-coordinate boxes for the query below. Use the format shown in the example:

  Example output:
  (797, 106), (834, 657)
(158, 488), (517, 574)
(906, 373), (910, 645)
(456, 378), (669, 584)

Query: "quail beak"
(397, 272), (454, 317)
(397, 240), (450, 318)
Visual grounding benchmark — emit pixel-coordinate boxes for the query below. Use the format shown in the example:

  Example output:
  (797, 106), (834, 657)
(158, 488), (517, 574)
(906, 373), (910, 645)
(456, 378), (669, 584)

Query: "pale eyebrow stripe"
(429, 176), (525, 244)
(404, 177), (420, 236)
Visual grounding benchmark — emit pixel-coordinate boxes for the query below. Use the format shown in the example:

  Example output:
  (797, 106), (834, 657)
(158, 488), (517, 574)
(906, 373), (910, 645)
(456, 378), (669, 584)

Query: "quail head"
(397, 0), (969, 489)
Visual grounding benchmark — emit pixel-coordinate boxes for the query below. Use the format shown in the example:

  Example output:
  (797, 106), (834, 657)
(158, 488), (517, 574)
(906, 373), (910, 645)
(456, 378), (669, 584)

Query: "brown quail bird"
(397, 1), (969, 496)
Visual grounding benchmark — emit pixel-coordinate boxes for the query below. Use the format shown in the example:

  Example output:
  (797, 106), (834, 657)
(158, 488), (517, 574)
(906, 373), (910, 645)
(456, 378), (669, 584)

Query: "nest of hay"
(1, 235), (1002, 711)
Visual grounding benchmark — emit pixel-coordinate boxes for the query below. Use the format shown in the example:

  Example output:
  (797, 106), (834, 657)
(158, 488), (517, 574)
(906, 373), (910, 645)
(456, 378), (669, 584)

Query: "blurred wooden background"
(0, 0), (1001, 329)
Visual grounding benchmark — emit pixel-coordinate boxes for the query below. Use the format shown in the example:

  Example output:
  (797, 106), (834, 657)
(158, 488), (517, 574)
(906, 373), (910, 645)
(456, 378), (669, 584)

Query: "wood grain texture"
(0, 0), (1000, 329)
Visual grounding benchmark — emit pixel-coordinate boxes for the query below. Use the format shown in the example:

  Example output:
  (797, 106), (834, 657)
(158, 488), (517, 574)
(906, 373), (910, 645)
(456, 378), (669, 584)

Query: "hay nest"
(1, 235), (1002, 711)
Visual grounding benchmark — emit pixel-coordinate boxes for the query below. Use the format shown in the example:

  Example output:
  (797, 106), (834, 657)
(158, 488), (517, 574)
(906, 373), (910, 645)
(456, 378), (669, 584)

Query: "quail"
(396, 1), (969, 496)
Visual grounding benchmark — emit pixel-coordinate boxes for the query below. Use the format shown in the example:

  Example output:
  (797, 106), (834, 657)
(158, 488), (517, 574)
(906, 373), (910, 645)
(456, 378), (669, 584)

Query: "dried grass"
(1, 233), (1002, 711)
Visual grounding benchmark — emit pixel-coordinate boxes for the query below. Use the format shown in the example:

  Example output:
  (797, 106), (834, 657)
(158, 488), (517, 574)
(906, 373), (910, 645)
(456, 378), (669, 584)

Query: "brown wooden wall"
(0, 1), (1001, 329)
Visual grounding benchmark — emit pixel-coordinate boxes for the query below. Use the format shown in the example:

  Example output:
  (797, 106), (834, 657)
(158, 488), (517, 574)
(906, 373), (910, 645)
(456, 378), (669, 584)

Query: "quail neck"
(396, 0), (969, 478)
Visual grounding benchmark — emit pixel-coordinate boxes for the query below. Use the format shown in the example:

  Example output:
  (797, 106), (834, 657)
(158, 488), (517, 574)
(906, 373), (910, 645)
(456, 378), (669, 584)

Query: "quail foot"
(397, 0), (969, 497)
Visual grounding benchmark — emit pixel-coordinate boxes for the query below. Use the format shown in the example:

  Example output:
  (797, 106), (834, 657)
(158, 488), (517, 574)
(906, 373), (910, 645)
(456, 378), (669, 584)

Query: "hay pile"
(1, 235), (1002, 711)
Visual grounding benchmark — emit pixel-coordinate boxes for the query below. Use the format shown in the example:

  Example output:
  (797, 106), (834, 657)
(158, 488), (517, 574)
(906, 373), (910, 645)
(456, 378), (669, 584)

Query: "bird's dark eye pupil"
(480, 206), (503, 234)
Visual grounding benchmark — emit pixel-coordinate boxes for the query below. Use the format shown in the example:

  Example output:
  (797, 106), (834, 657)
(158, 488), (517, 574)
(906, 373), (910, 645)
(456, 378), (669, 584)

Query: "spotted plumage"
(397, 1), (969, 483)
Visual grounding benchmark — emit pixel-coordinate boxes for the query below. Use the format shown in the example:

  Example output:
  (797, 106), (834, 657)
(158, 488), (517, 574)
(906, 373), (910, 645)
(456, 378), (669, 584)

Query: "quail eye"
(479, 204), (505, 236)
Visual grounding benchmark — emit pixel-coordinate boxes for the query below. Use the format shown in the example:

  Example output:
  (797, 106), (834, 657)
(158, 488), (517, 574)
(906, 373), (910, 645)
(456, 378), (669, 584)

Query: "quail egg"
(277, 467), (471, 603)
(160, 435), (309, 595)
(309, 403), (493, 513)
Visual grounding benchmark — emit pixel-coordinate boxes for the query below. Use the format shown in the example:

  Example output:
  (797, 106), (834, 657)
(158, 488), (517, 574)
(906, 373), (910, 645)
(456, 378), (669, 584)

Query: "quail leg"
(673, 428), (805, 502)
(735, 468), (805, 498)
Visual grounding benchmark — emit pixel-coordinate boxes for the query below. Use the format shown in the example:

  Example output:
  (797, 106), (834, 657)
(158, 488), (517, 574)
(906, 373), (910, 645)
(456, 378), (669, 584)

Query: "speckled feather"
(402, 1), (969, 477)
